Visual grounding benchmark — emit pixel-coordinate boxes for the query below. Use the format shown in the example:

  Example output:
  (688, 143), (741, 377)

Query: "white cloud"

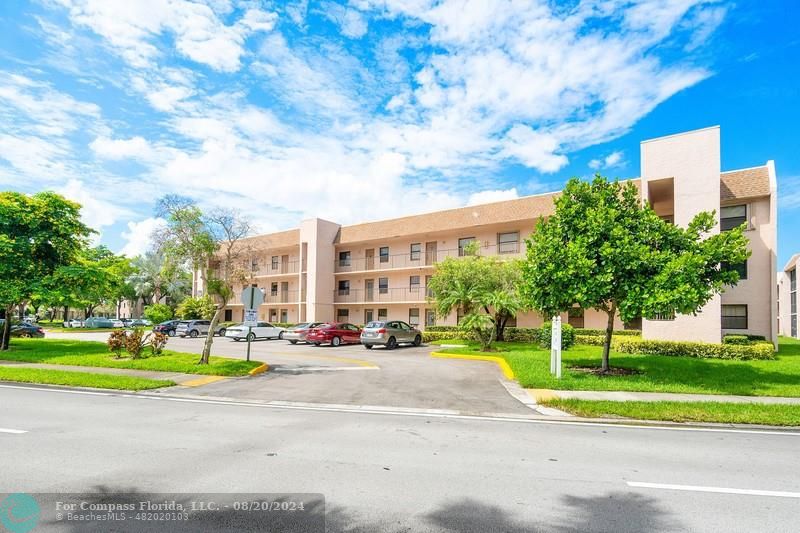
(779, 176), (800, 210)
(90, 136), (153, 160)
(56, 179), (132, 237)
(467, 188), (519, 206)
(588, 150), (625, 170)
(321, 2), (368, 39)
(120, 217), (166, 257)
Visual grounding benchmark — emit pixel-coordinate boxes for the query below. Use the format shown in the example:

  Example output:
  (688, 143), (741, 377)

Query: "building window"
(378, 277), (388, 294)
(409, 275), (420, 289)
(269, 309), (278, 322)
(271, 256), (279, 269)
(270, 283), (278, 296)
(338, 280), (350, 296)
(722, 260), (748, 280)
(338, 251), (351, 267)
(567, 307), (584, 328)
(251, 258), (259, 272)
(721, 205), (747, 231)
(652, 311), (675, 321)
(378, 308), (387, 320)
(379, 247), (389, 263)
(425, 309), (436, 327)
(409, 308), (420, 326)
(337, 308), (349, 322)
(410, 243), (421, 261)
(722, 304), (748, 329)
(497, 232), (519, 254)
(458, 237), (476, 256)
(280, 309), (288, 323)
(790, 269), (796, 337)
(224, 309), (232, 321)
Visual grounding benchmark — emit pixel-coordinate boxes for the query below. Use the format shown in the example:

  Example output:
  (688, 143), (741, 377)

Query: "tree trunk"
(1, 305), (13, 350)
(601, 303), (617, 373)
(199, 305), (225, 365)
(63, 306), (69, 324)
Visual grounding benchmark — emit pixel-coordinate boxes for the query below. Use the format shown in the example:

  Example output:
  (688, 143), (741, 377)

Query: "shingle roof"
(720, 166), (771, 201)
(233, 228), (299, 252)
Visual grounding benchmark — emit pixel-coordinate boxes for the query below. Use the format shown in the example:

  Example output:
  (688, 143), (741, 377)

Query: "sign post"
(550, 315), (562, 379)
(240, 287), (264, 362)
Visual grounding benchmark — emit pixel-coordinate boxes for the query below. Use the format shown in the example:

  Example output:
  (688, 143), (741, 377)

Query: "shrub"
(176, 295), (216, 320)
(107, 330), (127, 358)
(723, 334), (767, 345)
(613, 338), (775, 360)
(574, 328), (641, 337)
(422, 331), (473, 343)
(425, 326), (461, 332)
(150, 332), (168, 355)
(144, 303), (173, 325)
(536, 322), (575, 350)
(124, 328), (149, 359)
(502, 327), (539, 342)
(575, 334), (605, 346)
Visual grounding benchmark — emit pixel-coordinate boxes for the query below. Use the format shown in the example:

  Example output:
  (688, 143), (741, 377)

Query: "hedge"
(422, 331), (472, 343)
(613, 338), (775, 360)
(535, 322), (575, 350)
(723, 334), (767, 345)
(574, 328), (641, 337)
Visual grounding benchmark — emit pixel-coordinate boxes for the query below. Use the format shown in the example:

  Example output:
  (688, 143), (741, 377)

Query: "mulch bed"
(568, 366), (641, 376)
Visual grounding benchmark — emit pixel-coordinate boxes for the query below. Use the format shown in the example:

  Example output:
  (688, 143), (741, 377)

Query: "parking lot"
(44, 330), (534, 415)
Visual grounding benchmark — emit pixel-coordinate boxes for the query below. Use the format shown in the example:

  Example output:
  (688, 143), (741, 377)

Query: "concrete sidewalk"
(0, 360), (228, 387)
(528, 388), (800, 405)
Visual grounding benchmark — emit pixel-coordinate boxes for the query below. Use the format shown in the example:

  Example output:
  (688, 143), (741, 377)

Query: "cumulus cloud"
(120, 217), (166, 257)
(588, 150), (625, 170)
(90, 136), (153, 160)
(467, 188), (519, 206)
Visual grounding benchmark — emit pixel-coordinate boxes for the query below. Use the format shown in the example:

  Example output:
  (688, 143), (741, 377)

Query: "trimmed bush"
(575, 328), (641, 337)
(423, 331), (473, 343)
(723, 334), (767, 345)
(613, 338), (775, 360)
(536, 322), (575, 350)
(575, 335), (605, 346)
(424, 326), (461, 332)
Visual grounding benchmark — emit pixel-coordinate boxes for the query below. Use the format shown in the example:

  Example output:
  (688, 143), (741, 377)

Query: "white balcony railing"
(334, 242), (522, 273)
(333, 286), (430, 304)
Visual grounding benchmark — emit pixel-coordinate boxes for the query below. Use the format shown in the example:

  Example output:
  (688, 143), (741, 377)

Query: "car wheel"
(413, 335), (422, 347)
(314, 342), (321, 346)
(19, 332), (31, 338)
(217, 328), (226, 337)
(289, 340), (297, 345)
(364, 344), (373, 350)
(167, 330), (176, 337)
(247, 332), (256, 342)
(233, 338), (240, 342)
(189, 329), (199, 338)
(331, 336), (341, 347)
(386, 336), (397, 350)
(278, 331), (284, 340)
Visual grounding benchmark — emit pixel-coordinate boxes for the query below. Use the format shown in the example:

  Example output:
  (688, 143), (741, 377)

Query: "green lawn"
(437, 337), (800, 397)
(1, 338), (262, 376)
(0, 366), (174, 391)
(544, 399), (800, 426)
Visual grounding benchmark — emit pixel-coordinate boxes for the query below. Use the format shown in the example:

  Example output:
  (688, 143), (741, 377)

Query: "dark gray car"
(360, 320), (422, 349)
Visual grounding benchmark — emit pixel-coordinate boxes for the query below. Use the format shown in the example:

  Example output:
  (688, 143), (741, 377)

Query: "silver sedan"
(360, 320), (422, 349)
(283, 322), (325, 344)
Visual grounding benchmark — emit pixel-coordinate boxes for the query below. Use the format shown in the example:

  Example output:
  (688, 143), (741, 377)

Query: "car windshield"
(366, 321), (386, 328)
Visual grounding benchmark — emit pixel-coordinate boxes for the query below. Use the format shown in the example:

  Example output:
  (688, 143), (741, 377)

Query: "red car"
(306, 322), (362, 346)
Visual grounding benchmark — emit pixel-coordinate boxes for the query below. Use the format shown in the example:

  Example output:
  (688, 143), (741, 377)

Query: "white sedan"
(225, 322), (286, 341)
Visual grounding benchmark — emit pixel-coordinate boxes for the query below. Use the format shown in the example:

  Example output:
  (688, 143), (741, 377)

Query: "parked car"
(283, 322), (325, 344)
(306, 323), (362, 346)
(65, 319), (84, 328)
(0, 320), (45, 338)
(360, 320), (422, 349)
(153, 320), (181, 337)
(84, 317), (116, 328)
(128, 318), (152, 327)
(109, 318), (125, 328)
(175, 320), (227, 338)
(225, 322), (286, 342)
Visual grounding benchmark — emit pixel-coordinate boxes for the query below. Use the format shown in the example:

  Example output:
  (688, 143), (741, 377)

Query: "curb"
(248, 363), (269, 376)
(430, 351), (515, 380)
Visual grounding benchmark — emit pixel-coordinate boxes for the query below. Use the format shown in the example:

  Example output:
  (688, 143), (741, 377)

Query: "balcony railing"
(333, 286), (430, 304)
(250, 260), (300, 277)
(334, 242), (522, 273)
(230, 289), (300, 305)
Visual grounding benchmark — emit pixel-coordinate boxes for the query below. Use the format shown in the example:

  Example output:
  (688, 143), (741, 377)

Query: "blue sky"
(0, 0), (797, 266)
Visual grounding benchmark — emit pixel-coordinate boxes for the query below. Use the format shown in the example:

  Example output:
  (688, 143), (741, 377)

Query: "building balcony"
(249, 260), (300, 277)
(229, 290), (301, 305)
(334, 242), (522, 274)
(333, 287), (431, 304)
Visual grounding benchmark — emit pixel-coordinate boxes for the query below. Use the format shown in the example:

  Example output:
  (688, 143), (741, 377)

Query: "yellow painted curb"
(248, 363), (269, 376)
(526, 389), (559, 402)
(181, 375), (227, 387)
(430, 351), (515, 380)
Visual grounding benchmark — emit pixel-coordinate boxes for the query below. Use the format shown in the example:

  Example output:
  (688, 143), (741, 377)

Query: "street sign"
(243, 309), (258, 327)
(550, 315), (562, 379)
(241, 287), (264, 310)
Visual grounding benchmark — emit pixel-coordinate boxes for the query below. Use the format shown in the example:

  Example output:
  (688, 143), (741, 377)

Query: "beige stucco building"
(196, 126), (778, 345)
(778, 254), (799, 339)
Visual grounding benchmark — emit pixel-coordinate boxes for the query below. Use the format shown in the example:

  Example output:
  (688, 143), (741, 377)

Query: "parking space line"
(627, 481), (800, 498)
(0, 427), (28, 434)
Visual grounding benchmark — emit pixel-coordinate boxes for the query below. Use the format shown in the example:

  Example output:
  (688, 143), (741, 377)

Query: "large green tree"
(0, 192), (92, 349)
(427, 244), (524, 350)
(521, 176), (750, 372)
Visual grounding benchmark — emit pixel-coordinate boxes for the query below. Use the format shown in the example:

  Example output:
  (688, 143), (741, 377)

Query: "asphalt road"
(2, 385), (799, 532)
(45, 331), (532, 414)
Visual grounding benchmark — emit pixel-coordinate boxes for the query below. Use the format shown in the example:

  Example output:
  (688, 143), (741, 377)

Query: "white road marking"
(2, 383), (800, 436)
(0, 427), (28, 434)
(627, 481), (800, 498)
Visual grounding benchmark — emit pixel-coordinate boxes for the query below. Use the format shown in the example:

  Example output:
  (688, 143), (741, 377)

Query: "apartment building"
(196, 126), (778, 345)
(778, 254), (799, 339)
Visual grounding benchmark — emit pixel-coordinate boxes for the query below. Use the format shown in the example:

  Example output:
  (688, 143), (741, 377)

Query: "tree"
(143, 303), (173, 325)
(427, 243), (525, 350)
(521, 175), (750, 372)
(175, 296), (215, 320)
(0, 192), (92, 349)
(154, 196), (251, 364)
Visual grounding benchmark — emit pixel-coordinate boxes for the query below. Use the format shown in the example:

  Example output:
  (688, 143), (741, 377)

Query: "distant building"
(778, 254), (799, 339)
(195, 126), (778, 344)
